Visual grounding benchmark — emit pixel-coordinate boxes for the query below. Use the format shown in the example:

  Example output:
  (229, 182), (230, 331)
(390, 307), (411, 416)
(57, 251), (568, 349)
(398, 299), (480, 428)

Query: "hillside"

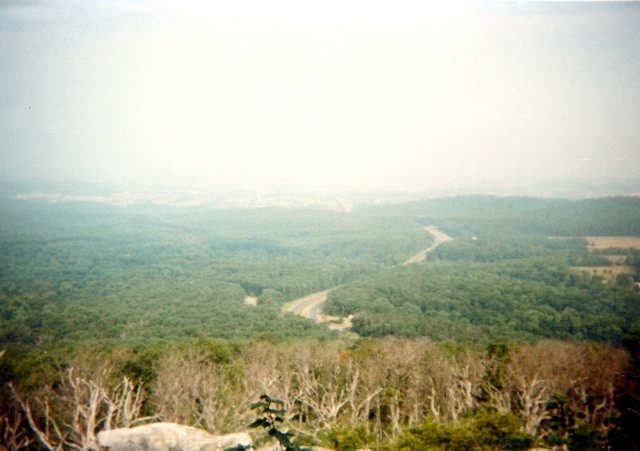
(1, 195), (639, 346)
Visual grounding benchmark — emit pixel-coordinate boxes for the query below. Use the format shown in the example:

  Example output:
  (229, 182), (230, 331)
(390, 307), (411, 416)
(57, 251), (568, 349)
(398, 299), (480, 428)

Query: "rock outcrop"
(97, 423), (252, 451)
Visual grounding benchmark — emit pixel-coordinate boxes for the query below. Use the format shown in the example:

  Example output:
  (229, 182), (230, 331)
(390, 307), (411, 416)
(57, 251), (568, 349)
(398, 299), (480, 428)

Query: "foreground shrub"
(385, 408), (535, 451)
(319, 423), (375, 451)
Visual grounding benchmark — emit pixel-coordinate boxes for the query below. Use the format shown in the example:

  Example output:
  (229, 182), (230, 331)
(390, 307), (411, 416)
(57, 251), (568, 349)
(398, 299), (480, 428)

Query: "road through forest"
(281, 226), (452, 327)
(402, 225), (453, 265)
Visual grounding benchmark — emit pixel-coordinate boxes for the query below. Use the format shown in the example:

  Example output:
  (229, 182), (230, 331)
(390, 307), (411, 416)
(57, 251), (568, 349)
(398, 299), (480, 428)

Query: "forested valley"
(1, 194), (639, 450)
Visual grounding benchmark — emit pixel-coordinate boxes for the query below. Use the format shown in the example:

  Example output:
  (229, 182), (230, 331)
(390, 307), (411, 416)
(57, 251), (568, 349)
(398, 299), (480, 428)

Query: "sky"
(1, 0), (639, 194)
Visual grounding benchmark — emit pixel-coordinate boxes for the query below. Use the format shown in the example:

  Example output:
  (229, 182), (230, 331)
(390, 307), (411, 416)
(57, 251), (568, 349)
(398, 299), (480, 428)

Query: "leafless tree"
(153, 350), (247, 433)
(11, 366), (146, 450)
(0, 402), (33, 451)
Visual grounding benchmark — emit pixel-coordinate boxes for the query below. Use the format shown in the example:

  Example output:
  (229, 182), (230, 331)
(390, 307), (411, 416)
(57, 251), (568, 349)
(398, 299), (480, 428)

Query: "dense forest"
(0, 200), (433, 345)
(322, 196), (640, 345)
(1, 194), (639, 450)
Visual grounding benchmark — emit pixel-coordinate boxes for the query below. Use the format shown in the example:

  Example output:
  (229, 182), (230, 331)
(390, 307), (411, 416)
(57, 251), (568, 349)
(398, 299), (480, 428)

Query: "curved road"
(282, 290), (330, 322)
(403, 225), (453, 265)
(282, 225), (452, 327)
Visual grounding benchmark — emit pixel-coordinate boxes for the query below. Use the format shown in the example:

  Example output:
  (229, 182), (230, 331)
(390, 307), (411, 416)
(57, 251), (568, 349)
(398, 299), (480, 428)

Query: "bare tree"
(11, 366), (146, 450)
(153, 350), (246, 433)
(494, 340), (629, 439)
(289, 341), (353, 430)
(0, 402), (34, 451)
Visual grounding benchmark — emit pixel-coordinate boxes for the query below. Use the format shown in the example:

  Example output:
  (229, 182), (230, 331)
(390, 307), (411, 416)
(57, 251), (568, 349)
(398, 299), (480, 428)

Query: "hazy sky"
(1, 1), (639, 192)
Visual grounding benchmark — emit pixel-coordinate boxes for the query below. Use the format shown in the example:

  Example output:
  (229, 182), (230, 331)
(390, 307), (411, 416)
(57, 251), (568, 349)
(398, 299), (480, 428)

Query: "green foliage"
(319, 423), (375, 451)
(2, 195), (639, 349)
(480, 341), (518, 399)
(189, 338), (234, 364)
(249, 394), (312, 451)
(542, 393), (606, 451)
(385, 409), (535, 451)
(399, 195), (640, 237)
(116, 347), (160, 391)
(326, 258), (640, 344)
(0, 201), (435, 346)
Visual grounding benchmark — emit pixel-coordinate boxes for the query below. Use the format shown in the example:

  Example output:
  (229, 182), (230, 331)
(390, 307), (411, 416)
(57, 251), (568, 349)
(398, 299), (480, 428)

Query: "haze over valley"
(1, 1), (639, 197)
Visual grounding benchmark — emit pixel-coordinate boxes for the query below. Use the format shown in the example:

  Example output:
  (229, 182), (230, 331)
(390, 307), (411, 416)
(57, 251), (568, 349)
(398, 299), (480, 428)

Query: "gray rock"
(97, 422), (252, 451)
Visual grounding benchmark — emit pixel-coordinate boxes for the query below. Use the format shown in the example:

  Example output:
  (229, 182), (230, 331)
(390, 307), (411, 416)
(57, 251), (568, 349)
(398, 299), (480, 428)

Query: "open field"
(571, 265), (636, 279)
(549, 235), (640, 250)
(605, 255), (627, 265)
(582, 236), (640, 250)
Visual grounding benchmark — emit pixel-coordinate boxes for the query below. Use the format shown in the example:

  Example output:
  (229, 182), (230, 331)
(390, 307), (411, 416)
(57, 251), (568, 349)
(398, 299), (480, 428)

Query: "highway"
(403, 226), (453, 265)
(282, 290), (330, 323)
(282, 226), (452, 328)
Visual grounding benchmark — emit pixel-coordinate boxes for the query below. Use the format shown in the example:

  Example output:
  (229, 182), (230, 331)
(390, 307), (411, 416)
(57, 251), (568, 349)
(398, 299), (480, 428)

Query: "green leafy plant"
(248, 394), (311, 451)
(319, 423), (374, 451)
(386, 408), (535, 451)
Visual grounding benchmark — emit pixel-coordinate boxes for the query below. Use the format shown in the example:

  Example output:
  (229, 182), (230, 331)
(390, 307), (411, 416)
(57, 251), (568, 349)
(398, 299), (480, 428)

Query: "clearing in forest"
(548, 235), (640, 251)
(550, 235), (640, 281)
(581, 236), (640, 251)
(571, 266), (636, 278)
